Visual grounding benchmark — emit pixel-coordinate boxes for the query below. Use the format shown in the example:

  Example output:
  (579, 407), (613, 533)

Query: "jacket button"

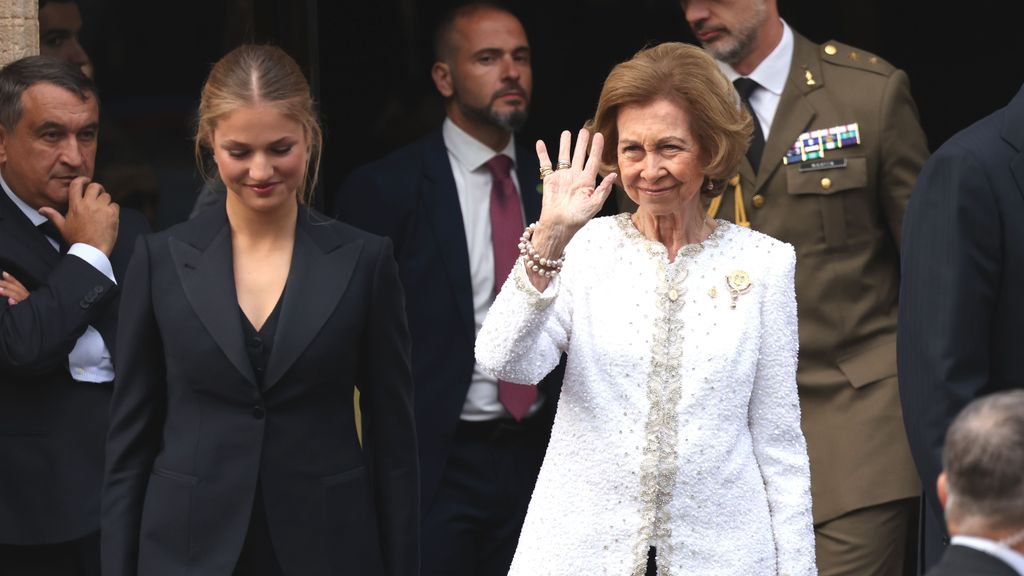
(752, 194), (765, 208)
(252, 405), (265, 420)
(820, 177), (832, 190)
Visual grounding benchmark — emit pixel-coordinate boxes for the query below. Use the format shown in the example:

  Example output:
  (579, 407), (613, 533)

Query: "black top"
(240, 292), (284, 391)
(234, 291), (285, 576)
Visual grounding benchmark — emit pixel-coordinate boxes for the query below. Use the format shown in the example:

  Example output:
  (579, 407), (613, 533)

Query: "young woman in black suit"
(101, 45), (418, 576)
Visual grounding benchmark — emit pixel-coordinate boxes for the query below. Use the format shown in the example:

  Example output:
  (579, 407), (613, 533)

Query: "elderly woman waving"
(476, 42), (816, 576)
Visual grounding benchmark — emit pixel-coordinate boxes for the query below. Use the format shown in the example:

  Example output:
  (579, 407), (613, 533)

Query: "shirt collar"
(0, 171), (47, 226)
(952, 535), (1024, 575)
(717, 18), (794, 97)
(442, 116), (517, 172)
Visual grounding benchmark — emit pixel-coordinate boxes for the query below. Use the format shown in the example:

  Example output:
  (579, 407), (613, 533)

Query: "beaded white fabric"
(476, 214), (816, 576)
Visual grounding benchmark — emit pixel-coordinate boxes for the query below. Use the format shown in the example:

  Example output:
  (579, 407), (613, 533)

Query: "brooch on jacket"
(783, 122), (860, 165)
(724, 271), (752, 309)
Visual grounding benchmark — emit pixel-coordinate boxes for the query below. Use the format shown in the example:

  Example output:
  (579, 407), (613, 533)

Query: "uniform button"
(252, 405), (265, 420)
(824, 44), (837, 56)
(820, 177), (832, 190)
(752, 194), (765, 208)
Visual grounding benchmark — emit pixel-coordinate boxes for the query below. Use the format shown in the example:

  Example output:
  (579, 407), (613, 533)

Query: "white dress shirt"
(952, 535), (1024, 575)
(1, 173), (116, 383)
(442, 117), (542, 421)
(717, 19), (795, 140)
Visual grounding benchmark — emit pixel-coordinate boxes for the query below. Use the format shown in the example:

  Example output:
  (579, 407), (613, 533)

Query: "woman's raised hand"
(535, 128), (617, 236)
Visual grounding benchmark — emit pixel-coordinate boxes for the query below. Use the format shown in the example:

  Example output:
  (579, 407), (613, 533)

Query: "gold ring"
(556, 161), (571, 170)
(539, 166), (554, 179)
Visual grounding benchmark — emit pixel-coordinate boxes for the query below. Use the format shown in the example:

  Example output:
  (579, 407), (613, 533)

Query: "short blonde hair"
(194, 44), (323, 204)
(585, 42), (751, 198)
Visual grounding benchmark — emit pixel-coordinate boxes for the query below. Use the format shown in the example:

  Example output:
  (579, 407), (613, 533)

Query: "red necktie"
(485, 154), (537, 421)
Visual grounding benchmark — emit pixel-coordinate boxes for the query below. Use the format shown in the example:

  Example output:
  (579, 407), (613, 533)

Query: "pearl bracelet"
(518, 222), (565, 278)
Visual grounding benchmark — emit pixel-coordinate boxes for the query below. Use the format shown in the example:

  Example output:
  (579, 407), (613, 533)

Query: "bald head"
(942, 390), (1024, 533)
(433, 2), (519, 63)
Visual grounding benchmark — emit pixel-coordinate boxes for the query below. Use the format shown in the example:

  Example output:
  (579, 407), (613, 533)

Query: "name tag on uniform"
(784, 122), (860, 165)
(798, 158), (848, 172)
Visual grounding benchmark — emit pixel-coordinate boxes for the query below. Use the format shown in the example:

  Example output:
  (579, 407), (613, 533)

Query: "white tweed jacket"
(476, 214), (816, 576)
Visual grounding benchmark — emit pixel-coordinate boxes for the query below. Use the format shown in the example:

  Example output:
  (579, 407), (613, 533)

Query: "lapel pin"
(804, 68), (816, 86)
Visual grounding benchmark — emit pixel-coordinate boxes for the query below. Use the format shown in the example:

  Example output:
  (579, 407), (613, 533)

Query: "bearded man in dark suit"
(335, 4), (573, 575)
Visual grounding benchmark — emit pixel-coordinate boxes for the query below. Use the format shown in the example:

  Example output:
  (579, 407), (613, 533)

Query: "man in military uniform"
(679, 0), (929, 574)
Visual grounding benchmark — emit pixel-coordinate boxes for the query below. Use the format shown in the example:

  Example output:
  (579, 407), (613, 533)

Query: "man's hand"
(38, 176), (119, 256)
(0, 271), (29, 305)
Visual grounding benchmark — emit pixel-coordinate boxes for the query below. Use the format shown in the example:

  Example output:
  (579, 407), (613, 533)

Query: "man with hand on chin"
(0, 56), (148, 576)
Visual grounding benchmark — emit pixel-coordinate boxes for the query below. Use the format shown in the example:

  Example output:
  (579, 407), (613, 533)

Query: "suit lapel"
(263, 207), (362, 392)
(422, 131), (476, 341)
(169, 206), (257, 387)
(753, 32), (822, 194)
(516, 144), (543, 222)
(1002, 85), (1024, 203)
(0, 191), (61, 282)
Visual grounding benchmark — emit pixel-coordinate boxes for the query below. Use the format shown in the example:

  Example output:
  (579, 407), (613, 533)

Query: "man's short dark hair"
(0, 55), (96, 130)
(38, 0), (78, 10)
(432, 1), (519, 63)
(943, 390), (1024, 531)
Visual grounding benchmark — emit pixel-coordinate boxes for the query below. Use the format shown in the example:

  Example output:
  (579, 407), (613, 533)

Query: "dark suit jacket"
(707, 32), (928, 523)
(0, 190), (148, 545)
(899, 84), (1024, 569)
(925, 544), (1021, 576)
(101, 203), (418, 576)
(335, 128), (560, 509)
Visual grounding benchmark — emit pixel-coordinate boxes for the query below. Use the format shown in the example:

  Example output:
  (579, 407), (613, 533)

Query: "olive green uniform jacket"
(710, 32), (928, 524)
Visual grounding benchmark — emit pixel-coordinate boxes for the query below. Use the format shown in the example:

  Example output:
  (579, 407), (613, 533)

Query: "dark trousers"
(422, 417), (548, 576)
(0, 531), (100, 576)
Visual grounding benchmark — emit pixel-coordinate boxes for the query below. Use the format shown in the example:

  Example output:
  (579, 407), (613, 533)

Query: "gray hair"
(943, 390), (1024, 531)
(0, 55), (96, 130)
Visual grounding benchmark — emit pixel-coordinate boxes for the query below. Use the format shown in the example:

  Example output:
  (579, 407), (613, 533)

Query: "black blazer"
(924, 544), (1021, 576)
(899, 84), (1024, 568)
(101, 203), (418, 576)
(335, 128), (562, 508)
(0, 190), (148, 545)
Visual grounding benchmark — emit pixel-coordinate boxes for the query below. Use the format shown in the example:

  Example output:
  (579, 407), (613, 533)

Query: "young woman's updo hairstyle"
(194, 44), (323, 203)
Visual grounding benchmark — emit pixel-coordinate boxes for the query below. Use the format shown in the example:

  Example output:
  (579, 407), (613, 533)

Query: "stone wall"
(0, 0), (39, 67)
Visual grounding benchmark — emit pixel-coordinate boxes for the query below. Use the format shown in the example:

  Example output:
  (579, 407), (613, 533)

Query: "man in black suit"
(924, 391), (1024, 576)
(0, 56), (149, 575)
(336, 4), (562, 574)
(899, 83), (1024, 571)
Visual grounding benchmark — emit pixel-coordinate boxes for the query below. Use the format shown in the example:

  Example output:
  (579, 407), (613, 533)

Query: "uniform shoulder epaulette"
(819, 40), (895, 76)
